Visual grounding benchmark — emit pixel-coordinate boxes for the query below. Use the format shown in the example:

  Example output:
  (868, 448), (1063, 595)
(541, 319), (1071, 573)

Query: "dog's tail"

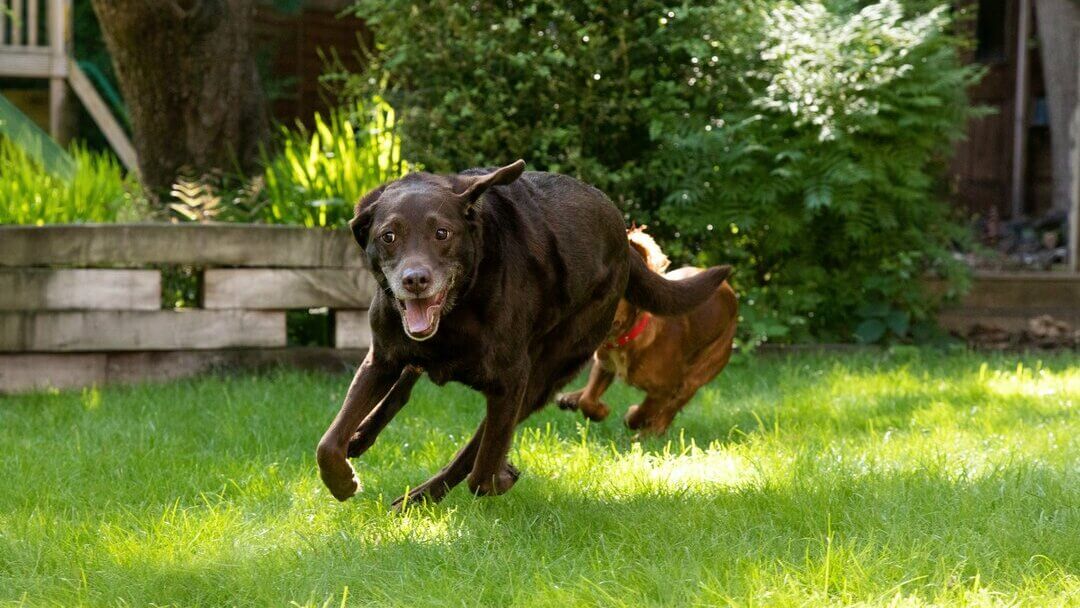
(624, 245), (733, 316)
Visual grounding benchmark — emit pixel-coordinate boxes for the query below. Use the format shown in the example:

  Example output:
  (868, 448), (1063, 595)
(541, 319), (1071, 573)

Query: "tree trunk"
(89, 0), (269, 195)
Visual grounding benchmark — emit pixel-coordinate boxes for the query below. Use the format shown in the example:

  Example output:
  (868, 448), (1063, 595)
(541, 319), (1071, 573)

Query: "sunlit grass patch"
(0, 349), (1077, 606)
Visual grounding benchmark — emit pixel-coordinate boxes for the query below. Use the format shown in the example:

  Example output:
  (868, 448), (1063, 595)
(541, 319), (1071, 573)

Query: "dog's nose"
(401, 267), (432, 294)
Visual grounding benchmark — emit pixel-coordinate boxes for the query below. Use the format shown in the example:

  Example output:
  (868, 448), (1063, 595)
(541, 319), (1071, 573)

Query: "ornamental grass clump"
(0, 136), (144, 225)
(258, 98), (408, 228)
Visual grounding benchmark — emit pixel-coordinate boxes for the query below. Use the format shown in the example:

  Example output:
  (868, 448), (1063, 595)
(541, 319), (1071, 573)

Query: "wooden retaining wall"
(932, 271), (1080, 333)
(0, 224), (374, 393)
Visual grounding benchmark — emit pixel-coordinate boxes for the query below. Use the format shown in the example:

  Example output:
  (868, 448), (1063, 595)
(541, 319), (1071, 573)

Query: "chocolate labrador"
(316, 160), (732, 507)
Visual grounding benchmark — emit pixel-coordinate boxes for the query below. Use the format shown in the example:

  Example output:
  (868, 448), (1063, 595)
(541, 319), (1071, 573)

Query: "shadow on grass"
(1, 351), (1077, 605)
(54, 459), (1079, 606)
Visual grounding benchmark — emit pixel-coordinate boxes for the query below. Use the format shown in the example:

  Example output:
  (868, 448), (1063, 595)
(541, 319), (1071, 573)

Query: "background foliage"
(257, 98), (407, 227)
(345, 0), (980, 344)
(0, 135), (145, 225)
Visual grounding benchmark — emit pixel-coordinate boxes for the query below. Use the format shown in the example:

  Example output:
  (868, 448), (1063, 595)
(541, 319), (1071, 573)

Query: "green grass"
(1, 350), (1077, 607)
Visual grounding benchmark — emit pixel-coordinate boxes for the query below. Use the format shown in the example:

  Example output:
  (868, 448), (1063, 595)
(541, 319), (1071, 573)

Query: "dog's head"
(349, 160), (526, 341)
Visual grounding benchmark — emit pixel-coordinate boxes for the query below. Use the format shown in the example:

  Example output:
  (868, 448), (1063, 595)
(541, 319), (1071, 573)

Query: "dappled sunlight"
(516, 424), (761, 500)
(2, 352), (1078, 606)
(982, 361), (1080, 400)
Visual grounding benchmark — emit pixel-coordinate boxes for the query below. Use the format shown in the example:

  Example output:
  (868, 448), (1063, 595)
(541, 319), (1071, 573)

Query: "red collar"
(606, 313), (651, 349)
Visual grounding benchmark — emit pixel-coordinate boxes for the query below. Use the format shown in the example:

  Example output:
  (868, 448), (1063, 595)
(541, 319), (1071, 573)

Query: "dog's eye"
(435, 228), (450, 240)
(381, 231), (395, 244)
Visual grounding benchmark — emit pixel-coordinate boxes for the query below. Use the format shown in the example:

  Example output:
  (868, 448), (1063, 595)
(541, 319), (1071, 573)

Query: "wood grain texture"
(927, 272), (1080, 309)
(203, 268), (376, 309)
(0, 348), (366, 394)
(0, 310), (286, 352)
(0, 353), (108, 393)
(334, 310), (372, 349)
(0, 224), (363, 268)
(0, 269), (160, 311)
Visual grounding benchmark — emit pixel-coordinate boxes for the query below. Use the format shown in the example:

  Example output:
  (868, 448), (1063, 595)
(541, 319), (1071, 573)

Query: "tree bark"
(89, 0), (269, 195)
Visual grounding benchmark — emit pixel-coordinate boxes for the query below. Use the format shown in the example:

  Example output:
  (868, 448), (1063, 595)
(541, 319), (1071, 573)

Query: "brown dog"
(557, 228), (738, 436)
(316, 162), (733, 507)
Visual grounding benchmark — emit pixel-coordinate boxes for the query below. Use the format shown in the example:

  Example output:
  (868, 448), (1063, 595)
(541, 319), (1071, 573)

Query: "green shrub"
(0, 136), (145, 225)
(653, 0), (979, 345)
(346, 0), (979, 344)
(257, 98), (408, 227)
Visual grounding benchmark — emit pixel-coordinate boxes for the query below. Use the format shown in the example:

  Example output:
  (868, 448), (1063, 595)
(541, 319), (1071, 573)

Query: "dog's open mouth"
(398, 290), (448, 340)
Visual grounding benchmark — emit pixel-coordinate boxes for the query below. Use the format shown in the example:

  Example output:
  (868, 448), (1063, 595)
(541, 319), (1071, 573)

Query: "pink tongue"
(403, 297), (436, 334)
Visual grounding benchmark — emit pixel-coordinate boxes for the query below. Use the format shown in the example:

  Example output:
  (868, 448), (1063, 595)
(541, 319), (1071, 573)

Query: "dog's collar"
(606, 313), (651, 349)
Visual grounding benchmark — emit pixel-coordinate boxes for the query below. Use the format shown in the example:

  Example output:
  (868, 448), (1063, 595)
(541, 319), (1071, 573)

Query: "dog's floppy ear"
(457, 159), (525, 215)
(349, 184), (387, 248)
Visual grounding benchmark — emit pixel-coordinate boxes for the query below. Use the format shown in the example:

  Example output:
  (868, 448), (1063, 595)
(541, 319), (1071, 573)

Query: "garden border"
(0, 224), (374, 393)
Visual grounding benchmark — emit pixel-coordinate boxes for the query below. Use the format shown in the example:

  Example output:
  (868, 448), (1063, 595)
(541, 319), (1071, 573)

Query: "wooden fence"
(0, 224), (375, 393)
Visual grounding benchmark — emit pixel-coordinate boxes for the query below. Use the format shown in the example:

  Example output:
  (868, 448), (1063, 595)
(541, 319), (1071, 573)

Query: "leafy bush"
(652, 0), (978, 345)
(0, 136), (145, 225)
(257, 99), (408, 227)
(346, 0), (979, 344)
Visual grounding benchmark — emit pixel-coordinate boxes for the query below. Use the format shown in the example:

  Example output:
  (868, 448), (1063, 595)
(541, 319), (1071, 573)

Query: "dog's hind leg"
(391, 417), (489, 510)
(347, 366), (422, 457)
(556, 359), (615, 421)
(624, 392), (685, 437)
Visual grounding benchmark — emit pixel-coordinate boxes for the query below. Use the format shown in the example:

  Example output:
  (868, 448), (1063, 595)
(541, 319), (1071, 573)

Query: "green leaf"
(855, 319), (887, 343)
(885, 310), (910, 336)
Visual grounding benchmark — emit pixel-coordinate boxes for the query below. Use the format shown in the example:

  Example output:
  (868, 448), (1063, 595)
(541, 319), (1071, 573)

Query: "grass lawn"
(1, 349), (1078, 607)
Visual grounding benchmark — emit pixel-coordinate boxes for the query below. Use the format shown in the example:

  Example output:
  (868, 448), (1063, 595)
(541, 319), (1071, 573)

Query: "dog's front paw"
(320, 466), (360, 502)
(317, 445), (361, 501)
(556, 391), (581, 411)
(467, 462), (520, 496)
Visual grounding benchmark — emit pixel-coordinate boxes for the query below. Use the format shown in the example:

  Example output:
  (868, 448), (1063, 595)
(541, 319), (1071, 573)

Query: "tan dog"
(557, 228), (738, 435)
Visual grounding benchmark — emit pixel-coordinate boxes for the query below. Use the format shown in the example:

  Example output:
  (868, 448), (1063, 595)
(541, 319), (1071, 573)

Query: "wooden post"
(47, 0), (72, 145)
(1010, 0), (1032, 220)
(1035, 0), (1080, 271)
(1070, 92), (1079, 272)
(12, 0), (23, 45)
(27, 0), (39, 46)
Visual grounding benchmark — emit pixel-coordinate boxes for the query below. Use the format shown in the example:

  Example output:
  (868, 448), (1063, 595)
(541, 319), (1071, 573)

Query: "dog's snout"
(401, 266), (432, 294)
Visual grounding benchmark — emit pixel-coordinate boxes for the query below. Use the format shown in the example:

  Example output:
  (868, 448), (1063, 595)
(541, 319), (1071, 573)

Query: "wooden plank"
(0, 224), (364, 268)
(927, 273), (1080, 309)
(1010, 0), (1032, 218)
(103, 348), (365, 385)
(12, 0), (23, 45)
(938, 307), (1080, 333)
(0, 353), (107, 393)
(959, 277), (1080, 309)
(0, 348), (366, 394)
(203, 268), (375, 309)
(334, 310), (371, 349)
(27, 0), (38, 46)
(0, 269), (160, 311)
(0, 46), (53, 78)
(0, 310), (285, 352)
(67, 61), (138, 172)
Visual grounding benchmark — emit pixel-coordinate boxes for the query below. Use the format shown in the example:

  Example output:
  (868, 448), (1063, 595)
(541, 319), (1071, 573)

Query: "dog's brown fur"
(557, 228), (738, 436)
(315, 163), (733, 507)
